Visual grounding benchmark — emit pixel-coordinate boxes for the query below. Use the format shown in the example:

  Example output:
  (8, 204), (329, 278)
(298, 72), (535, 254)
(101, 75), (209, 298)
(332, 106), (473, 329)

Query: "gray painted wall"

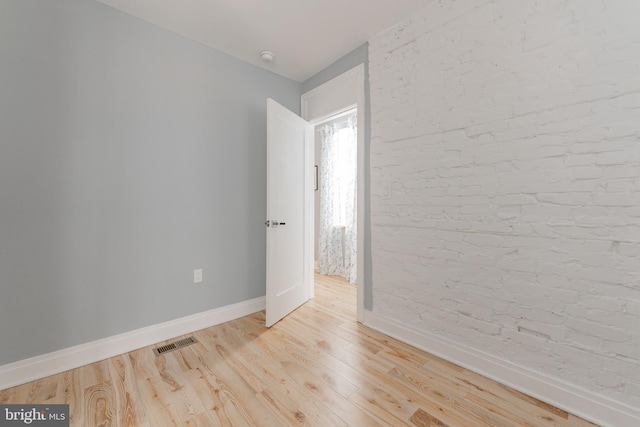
(0, 0), (300, 365)
(302, 44), (372, 310)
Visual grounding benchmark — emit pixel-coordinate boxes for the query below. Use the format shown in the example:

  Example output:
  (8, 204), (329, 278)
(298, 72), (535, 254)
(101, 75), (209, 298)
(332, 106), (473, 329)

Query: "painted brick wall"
(369, 0), (640, 407)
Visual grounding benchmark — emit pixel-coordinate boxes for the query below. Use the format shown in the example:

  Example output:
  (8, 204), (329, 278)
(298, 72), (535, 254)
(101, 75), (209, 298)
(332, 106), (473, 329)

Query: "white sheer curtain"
(318, 113), (357, 284)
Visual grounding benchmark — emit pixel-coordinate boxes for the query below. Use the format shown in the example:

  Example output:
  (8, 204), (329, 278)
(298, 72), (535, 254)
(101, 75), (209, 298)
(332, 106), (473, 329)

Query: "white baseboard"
(0, 296), (266, 390)
(363, 310), (640, 427)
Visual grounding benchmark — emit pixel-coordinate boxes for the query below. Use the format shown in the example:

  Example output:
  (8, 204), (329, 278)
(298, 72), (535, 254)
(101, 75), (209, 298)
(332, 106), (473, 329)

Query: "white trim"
(307, 104), (357, 126)
(0, 297), (265, 390)
(304, 104), (315, 304)
(363, 310), (640, 427)
(301, 64), (366, 323)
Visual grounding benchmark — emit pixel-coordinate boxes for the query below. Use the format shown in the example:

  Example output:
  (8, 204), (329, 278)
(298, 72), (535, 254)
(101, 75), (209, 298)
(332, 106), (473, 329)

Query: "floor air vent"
(153, 336), (198, 356)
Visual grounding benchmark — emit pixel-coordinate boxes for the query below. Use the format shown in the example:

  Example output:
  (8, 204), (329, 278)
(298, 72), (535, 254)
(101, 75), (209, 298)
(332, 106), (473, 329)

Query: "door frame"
(301, 64), (365, 323)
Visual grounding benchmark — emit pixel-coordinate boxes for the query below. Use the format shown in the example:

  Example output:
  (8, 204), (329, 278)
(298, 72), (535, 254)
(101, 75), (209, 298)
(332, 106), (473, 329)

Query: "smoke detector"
(260, 50), (275, 63)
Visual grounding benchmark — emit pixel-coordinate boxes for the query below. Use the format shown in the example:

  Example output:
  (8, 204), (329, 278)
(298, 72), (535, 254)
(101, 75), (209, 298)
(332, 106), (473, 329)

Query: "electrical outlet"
(194, 269), (203, 284)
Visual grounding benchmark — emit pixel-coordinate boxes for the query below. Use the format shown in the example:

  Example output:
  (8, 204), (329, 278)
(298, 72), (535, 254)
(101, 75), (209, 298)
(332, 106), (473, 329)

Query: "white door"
(266, 98), (313, 327)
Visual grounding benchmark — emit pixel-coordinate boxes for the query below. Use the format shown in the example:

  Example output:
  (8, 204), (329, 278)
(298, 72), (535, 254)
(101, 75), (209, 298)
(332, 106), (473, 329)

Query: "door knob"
(265, 220), (286, 227)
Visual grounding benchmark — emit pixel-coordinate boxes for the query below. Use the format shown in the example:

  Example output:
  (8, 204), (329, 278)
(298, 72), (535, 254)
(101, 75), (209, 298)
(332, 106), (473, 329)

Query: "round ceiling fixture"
(260, 50), (275, 63)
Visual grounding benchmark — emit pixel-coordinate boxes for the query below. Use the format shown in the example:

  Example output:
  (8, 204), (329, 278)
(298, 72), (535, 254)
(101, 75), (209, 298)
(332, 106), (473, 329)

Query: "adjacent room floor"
(0, 274), (597, 426)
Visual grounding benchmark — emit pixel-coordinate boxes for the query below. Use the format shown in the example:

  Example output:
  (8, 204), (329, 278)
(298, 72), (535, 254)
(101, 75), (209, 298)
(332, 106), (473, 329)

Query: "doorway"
(301, 64), (365, 322)
(314, 109), (358, 285)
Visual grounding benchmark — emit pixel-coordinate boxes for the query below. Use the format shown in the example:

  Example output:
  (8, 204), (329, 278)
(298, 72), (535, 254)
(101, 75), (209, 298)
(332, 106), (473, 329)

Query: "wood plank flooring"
(0, 274), (598, 426)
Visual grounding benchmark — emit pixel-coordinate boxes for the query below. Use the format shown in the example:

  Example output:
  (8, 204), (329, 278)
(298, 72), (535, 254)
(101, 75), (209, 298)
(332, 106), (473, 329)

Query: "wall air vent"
(153, 336), (198, 356)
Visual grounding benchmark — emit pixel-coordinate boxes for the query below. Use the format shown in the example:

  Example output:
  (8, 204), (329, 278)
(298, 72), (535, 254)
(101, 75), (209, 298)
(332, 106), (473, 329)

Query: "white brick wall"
(369, 0), (640, 408)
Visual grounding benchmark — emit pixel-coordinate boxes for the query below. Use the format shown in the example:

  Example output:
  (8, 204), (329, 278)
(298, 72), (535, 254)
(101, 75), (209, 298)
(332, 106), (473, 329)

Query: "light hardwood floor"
(1, 274), (598, 426)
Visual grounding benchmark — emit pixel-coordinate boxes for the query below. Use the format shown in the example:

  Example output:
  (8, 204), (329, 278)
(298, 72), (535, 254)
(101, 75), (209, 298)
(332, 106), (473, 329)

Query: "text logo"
(0, 405), (68, 426)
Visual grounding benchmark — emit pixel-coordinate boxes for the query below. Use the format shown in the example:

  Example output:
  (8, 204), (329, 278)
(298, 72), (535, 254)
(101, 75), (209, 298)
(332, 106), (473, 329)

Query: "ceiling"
(96, 0), (432, 82)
